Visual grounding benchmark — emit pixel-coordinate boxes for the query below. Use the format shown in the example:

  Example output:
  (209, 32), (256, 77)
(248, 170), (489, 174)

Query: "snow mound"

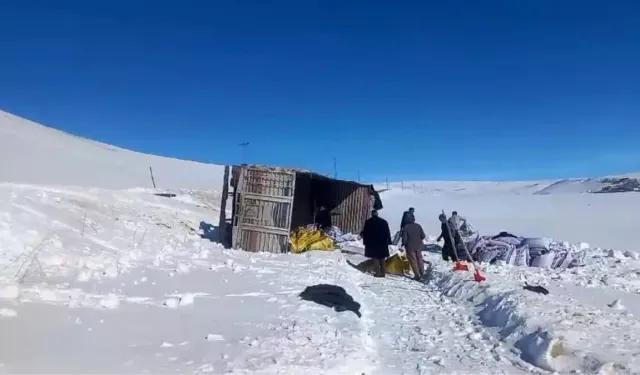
(433, 267), (638, 373)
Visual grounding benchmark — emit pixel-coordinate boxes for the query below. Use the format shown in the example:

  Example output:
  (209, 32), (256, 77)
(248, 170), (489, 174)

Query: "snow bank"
(432, 266), (638, 373)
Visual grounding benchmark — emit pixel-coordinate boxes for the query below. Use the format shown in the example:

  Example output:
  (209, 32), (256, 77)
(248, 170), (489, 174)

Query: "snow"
(377, 170), (640, 196)
(0, 110), (224, 190)
(3, 109), (640, 373)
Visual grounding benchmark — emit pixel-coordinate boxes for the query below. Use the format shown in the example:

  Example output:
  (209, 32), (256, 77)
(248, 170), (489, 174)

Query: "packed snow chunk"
(205, 334), (225, 342)
(517, 332), (565, 373)
(602, 275), (627, 287)
(37, 288), (60, 302)
(579, 242), (590, 251)
(209, 263), (225, 271)
(0, 308), (17, 317)
(608, 299), (625, 310)
(0, 284), (20, 300)
(164, 297), (180, 309)
(607, 249), (626, 259)
(624, 250), (640, 260)
(42, 254), (65, 267)
(179, 293), (196, 306)
(102, 265), (119, 278)
(175, 263), (191, 274)
(50, 237), (63, 249)
(198, 364), (215, 373)
(76, 271), (92, 282)
(191, 249), (210, 260)
(99, 294), (121, 309)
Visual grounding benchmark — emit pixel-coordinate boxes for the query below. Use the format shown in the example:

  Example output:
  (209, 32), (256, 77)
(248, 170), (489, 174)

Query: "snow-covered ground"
(0, 184), (371, 374)
(3, 109), (640, 374)
(3, 182), (640, 374)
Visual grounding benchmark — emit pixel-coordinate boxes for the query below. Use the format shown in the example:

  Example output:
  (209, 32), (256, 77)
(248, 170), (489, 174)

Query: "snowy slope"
(377, 180), (554, 196)
(0, 110), (224, 190)
(379, 189), (640, 250)
(377, 171), (640, 196)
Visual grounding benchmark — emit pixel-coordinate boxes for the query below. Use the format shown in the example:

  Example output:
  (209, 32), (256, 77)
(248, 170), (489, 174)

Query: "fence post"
(149, 167), (157, 188)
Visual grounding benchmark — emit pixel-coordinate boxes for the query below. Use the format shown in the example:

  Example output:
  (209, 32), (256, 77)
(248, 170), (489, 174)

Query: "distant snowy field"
(2, 109), (640, 374)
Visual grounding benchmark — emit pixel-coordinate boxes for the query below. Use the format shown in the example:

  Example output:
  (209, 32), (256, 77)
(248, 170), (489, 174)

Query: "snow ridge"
(433, 266), (637, 373)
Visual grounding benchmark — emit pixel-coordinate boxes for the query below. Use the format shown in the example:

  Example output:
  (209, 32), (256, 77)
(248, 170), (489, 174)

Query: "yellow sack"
(385, 252), (411, 275)
(353, 252), (411, 276)
(289, 226), (335, 254)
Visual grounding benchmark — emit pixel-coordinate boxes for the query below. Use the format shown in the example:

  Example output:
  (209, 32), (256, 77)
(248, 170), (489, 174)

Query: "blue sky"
(0, 1), (639, 181)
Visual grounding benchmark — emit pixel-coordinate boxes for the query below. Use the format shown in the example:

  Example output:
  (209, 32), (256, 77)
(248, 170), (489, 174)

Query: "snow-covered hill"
(377, 171), (640, 196)
(0, 110), (224, 190)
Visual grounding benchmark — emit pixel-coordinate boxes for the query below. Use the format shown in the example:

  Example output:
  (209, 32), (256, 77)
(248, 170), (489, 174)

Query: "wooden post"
(149, 167), (156, 188)
(218, 166), (230, 244)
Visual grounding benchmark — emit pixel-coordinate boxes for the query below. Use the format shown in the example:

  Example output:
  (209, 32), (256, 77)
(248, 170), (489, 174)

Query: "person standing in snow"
(448, 211), (467, 233)
(393, 207), (415, 245)
(361, 210), (392, 278)
(400, 207), (415, 230)
(401, 215), (426, 280)
(315, 205), (332, 231)
(437, 214), (458, 262)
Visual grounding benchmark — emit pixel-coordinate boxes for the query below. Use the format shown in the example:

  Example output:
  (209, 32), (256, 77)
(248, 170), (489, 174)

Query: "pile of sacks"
(461, 231), (587, 270)
(289, 225), (363, 254)
(289, 226), (335, 253)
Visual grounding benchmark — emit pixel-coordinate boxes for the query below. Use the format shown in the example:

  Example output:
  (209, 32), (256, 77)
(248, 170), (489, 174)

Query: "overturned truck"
(217, 164), (382, 253)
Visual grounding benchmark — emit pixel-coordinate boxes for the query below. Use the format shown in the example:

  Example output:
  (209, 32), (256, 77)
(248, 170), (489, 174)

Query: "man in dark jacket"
(369, 185), (383, 210)
(437, 213), (459, 262)
(401, 215), (426, 280)
(361, 210), (391, 278)
(315, 205), (332, 230)
(400, 207), (415, 230)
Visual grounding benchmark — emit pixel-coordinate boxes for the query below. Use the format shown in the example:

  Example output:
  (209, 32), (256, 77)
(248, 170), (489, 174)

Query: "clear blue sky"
(1, 1), (639, 181)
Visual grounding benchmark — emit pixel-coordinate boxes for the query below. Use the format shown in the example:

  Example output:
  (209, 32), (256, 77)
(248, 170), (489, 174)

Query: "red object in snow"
(453, 261), (469, 271)
(473, 269), (486, 282)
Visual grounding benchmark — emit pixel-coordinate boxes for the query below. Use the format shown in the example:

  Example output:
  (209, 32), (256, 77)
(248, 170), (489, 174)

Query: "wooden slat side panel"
(240, 198), (292, 229)
(331, 183), (372, 234)
(237, 229), (289, 253)
(243, 169), (295, 198)
(233, 165), (296, 253)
